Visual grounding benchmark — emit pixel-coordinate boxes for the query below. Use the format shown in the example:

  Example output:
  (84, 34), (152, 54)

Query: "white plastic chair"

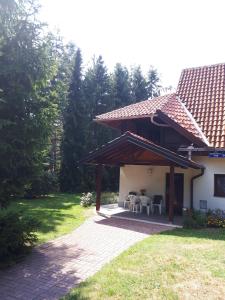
(139, 195), (151, 215)
(129, 195), (139, 213)
(123, 196), (130, 209)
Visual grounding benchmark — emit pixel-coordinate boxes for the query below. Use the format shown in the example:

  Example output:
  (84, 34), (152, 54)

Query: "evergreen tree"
(49, 43), (77, 175)
(60, 48), (86, 192)
(130, 66), (148, 102)
(84, 56), (113, 149)
(111, 63), (132, 108)
(0, 0), (60, 206)
(83, 56), (119, 191)
(147, 66), (161, 98)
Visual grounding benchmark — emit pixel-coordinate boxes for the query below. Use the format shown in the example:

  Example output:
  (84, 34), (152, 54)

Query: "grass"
(64, 228), (225, 300)
(8, 193), (93, 244)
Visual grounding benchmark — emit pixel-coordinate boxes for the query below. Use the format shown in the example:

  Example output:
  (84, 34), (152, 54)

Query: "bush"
(80, 192), (93, 207)
(183, 209), (207, 228)
(207, 209), (225, 228)
(25, 171), (59, 198)
(0, 211), (39, 267)
(100, 192), (119, 205)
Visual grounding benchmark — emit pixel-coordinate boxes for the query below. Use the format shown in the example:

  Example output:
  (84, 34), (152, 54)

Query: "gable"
(95, 93), (209, 146)
(177, 63), (225, 148)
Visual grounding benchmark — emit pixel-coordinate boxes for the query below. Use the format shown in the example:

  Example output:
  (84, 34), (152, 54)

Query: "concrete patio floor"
(0, 214), (174, 300)
(99, 204), (183, 227)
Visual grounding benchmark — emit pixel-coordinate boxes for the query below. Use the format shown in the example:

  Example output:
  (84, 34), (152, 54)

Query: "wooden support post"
(169, 165), (175, 223)
(96, 164), (103, 211)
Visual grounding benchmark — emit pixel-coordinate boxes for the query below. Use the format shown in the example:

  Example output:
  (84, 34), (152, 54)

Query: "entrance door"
(165, 173), (184, 215)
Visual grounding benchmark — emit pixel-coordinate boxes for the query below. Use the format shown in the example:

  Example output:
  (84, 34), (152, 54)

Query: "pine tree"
(84, 56), (113, 149)
(147, 66), (161, 98)
(60, 48), (87, 192)
(130, 66), (148, 102)
(0, 0), (60, 206)
(112, 63), (132, 108)
(83, 56), (119, 191)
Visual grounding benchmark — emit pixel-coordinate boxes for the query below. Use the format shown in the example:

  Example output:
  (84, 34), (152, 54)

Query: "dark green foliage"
(82, 56), (119, 191)
(25, 171), (59, 198)
(183, 210), (207, 228)
(60, 48), (88, 192)
(147, 66), (161, 98)
(0, 210), (39, 267)
(112, 63), (132, 108)
(0, 1), (162, 200)
(0, 0), (60, 206)
(84, 56), (115, 148)
(130, 66), (148, 102)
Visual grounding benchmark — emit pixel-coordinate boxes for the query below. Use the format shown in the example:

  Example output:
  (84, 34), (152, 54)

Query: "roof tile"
(96, 93), (208, 145)
(177, 63), (225, 148)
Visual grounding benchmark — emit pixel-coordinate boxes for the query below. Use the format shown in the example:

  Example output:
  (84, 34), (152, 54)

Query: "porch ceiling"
(79, 131), (204, 169)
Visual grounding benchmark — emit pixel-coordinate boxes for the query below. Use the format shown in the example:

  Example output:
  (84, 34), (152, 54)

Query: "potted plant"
(140, 189), (146, 196)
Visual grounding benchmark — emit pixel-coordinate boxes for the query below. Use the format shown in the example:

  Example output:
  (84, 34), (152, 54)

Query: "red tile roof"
(96, 93), (209, 145)
(177, 63), (225, 148)
(80, 131), (204, 169)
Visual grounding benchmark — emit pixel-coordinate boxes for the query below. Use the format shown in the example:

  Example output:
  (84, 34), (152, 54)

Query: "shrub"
(100, 192), (119, 205)
(183, 209), (207, 228)
(25, 171), (59, 198)
(207, 209), (225, 228)
(0, 211), (39, 267)
(80, 192), (93, 207)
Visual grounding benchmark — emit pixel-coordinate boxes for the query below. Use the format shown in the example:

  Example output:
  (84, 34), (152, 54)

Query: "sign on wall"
(208, 152), (225, 158)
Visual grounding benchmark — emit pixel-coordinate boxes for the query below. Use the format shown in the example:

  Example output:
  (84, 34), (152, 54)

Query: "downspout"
(190, 168), (204, 210)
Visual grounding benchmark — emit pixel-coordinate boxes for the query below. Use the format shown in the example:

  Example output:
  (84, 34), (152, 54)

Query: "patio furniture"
(139, 195), (152, 216)
(124, 192), (137, 209)
(152, 195), (163, 215)
(129, 195), (140, 213)
(123, 197), (130, 209)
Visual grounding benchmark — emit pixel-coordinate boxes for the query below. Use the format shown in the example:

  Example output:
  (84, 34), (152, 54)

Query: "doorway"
(165, 173), (184, 215)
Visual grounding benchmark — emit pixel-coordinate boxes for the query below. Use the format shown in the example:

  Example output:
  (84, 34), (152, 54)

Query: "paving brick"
(0, 215), (172, 300)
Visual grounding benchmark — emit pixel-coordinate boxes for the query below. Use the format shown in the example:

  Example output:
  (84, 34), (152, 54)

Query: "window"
(200, 200), (207, 210)
(214, 174), (225, 197)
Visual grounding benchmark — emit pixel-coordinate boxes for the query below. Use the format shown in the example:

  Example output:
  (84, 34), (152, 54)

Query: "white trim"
(176, 96), (210, 146)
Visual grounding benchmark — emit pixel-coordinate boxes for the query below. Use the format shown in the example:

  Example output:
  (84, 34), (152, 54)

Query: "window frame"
(214, 174), (225, 197)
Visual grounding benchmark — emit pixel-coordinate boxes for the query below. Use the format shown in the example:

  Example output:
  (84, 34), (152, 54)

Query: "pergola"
(80, 131), (204, 223)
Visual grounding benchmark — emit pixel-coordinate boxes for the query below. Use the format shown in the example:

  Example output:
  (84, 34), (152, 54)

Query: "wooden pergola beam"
(169, 165), (175, 222)
(95, 164), (103, 211)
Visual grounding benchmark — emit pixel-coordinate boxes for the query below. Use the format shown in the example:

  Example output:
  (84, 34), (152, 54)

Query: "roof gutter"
(190, 168), (205, 209)
(150, 114), (170, 127)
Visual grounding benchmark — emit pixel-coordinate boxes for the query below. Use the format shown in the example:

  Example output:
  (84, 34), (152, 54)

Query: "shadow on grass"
(63, 282), (90, 300)
(9, 193), (83, 236)
(160, 227), (225, 241)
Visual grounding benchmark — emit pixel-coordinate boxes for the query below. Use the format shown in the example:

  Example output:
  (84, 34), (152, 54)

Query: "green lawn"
(64, 228), (225, 300)
(8, 193), (93, 244)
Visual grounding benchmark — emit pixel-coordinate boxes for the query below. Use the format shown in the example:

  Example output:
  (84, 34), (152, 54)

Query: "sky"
(39, 0), (225, 88)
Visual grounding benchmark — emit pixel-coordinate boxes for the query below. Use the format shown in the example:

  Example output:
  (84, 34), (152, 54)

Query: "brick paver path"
(0, 215), (173, 300)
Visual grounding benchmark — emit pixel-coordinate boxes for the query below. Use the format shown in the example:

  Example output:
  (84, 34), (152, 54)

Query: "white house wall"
(119, 165), (195, 209)
(192, 156), (225, 210)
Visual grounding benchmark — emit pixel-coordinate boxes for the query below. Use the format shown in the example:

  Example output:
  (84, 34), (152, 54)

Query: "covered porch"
(98, 203), (183, 227)
(80, 131), (204, 224)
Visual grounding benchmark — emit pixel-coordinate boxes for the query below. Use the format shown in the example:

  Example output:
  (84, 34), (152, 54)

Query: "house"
(81, 63), (225, 222)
